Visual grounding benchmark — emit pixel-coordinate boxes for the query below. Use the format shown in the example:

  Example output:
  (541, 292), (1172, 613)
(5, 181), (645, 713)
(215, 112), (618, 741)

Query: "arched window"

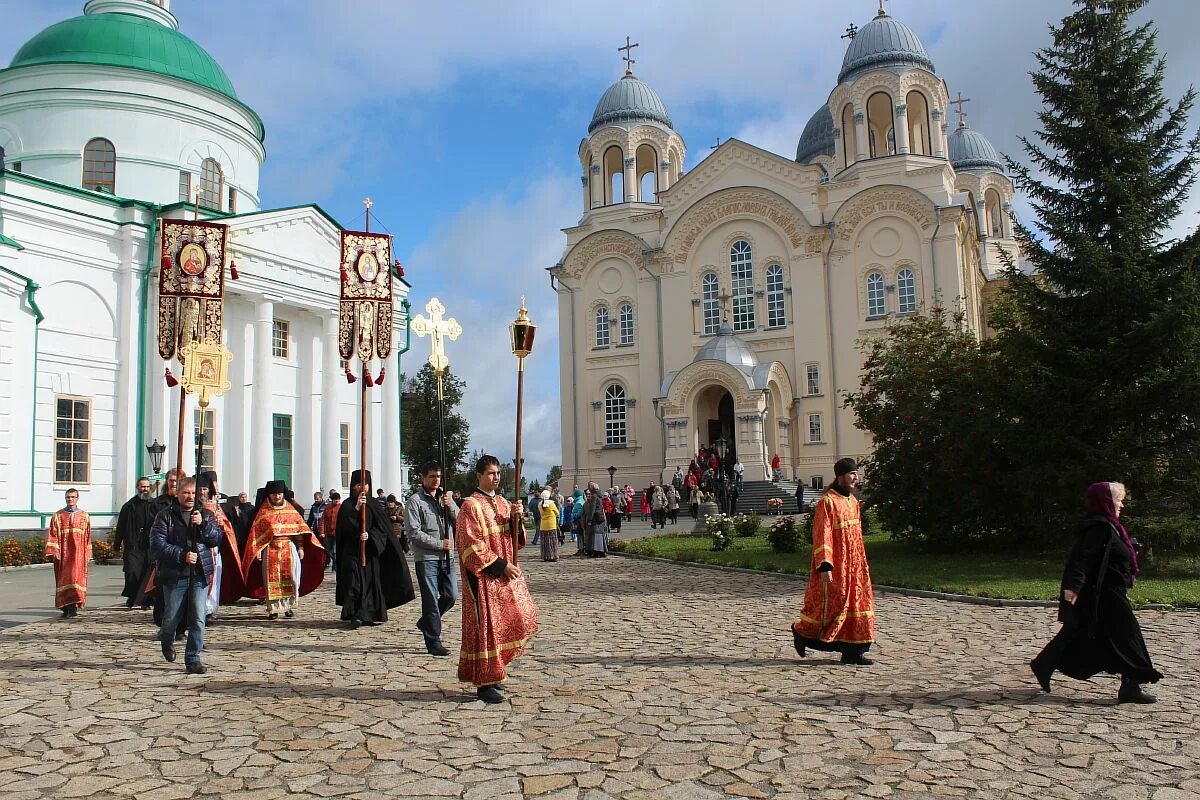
(867, 92), (895, 158)
(866, 272), (886, 318)
(82, 138), (116, 193)
(841, 104), (857, 168)
(199, 158), (223, 209)
(595, 306), (610, 347)
(635, 143), (658, 202)
(985, 189), (1004, 237)
(766, 265), (785, 328)
(603, 146), (624, 205)
(730, 240), (755, 331)
(618, 303), (634, 345)
(604, 384), (627, 446)
(702, 273), (720, 335)
(897, 268), (917, 313)
(906, 90), (932, 156)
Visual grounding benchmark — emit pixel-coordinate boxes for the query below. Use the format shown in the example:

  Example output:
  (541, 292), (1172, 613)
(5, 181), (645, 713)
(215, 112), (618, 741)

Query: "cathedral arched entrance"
(694, 384), (736, 461)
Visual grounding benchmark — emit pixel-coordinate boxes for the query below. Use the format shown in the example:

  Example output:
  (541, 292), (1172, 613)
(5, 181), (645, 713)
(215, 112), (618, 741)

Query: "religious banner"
(158, 219), (229, 360)
(177, 340), (234, 405)
(338, 230), (394, 363)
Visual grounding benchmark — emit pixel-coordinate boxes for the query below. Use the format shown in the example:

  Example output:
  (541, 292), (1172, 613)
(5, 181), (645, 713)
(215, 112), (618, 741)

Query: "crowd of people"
(42, 453), (1163, 706)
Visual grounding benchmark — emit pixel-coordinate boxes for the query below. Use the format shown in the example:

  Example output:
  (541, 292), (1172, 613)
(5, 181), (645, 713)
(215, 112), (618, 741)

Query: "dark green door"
(272, 413), (292, 485)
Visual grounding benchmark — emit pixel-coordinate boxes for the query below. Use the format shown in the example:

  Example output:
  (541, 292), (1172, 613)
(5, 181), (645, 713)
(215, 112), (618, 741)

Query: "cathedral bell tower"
(578, 38), (686, 216)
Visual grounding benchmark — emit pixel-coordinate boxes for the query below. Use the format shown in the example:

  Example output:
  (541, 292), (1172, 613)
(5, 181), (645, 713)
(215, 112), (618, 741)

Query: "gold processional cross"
(411, 297), (462, 377)
(619, 36), (639, 75)
(950, 92), (972, 127)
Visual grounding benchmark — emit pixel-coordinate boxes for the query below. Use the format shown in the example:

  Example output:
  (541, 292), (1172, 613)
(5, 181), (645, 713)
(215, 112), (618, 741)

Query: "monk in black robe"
(335, 469), (414, 626)
(113, 477), (156, 608)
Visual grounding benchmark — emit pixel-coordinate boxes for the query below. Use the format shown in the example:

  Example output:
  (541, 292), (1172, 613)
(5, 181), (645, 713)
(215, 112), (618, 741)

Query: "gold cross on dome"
(877, 0), (889, 15)
(950, 91), (972, 127)
(618, 36), (639, 75)
(411, 297), (462, 376)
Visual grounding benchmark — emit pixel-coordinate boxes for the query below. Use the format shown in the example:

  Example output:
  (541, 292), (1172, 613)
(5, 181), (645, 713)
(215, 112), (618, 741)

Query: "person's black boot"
(1117, 678), (1156, 704)
(1030, 660), (1052, 693)
(477, 685), (505, 704)
(792, 630), (806, 658)
(161, 641), (176, 663)
(841, 652), (874, 666)
(427, 641), (451, 657)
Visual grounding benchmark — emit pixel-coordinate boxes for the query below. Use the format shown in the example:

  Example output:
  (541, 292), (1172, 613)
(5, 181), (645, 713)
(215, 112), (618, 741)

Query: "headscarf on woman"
(1084, 482), (1139, 581)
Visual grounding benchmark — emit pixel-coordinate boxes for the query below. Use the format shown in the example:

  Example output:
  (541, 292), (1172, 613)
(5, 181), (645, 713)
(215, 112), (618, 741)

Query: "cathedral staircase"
(733, 480), (819, 516)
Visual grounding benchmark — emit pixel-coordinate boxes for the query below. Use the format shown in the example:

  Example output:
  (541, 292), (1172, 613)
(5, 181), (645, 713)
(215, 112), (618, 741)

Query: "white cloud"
(403, 175), (575, 482)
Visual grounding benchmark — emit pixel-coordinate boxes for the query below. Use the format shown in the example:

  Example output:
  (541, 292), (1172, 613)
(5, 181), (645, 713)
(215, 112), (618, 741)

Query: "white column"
(113, 227), (137, 498)
(658, 159), (670, 194)
(250, 295), (274, 491)
(296, 316), (317, 500)
(580, 174), (589, 213)
(321, 311), (342, 492)
(894, 103), (910, 155)
(623, 156), (636, 203)
(381, 343), (400, 496)
(854, 111), (869, 162)
(224, 315), (250, 494)
(369, 370), (383, 492)
(590, 164), (603, 208)
(932, 109), (946, 158)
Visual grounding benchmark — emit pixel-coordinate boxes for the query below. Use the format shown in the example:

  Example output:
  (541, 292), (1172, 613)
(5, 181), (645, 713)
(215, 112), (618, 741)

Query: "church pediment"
(660, 186), (814, 265)
(661, 139), (822, 212)
(226, 205), (343, 270)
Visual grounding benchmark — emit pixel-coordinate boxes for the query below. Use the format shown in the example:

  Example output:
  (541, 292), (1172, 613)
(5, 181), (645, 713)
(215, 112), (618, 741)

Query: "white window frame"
(178, 170), (192, 202)
(766, 264), (785, 328)
(194, 408), (216, 474)
(604, 384), (627, 446)
(730, 240), (755, 331)
(595, 306), (610, 347)
(339, 423), (351, 488)
(807, 413), (823, 444)
(272, 318), (291, 359)
(618, 303), (634, 345)
(867, 272), (886, 318)
(806, 363), (821, 396)
(897, 268), (917, 314)
(82, 138), (116, 193)
(199, 158), (223, 210)
(54, 396), (92, 485)
(702, 273), (720, 335)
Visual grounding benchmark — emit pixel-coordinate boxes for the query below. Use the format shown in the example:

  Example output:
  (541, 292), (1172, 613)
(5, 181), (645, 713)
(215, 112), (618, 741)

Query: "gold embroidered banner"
(158, 219), (228, 360)
(338, 230), (393, 363)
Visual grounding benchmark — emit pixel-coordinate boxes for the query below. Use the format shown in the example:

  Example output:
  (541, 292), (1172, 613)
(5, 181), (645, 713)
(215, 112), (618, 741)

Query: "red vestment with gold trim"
(242, 505), (325, 601)
(456, 492), (538, 687)
(792, 489), (875, 646)
(45, 509), (91, 609)
(205, 499), (245, 603)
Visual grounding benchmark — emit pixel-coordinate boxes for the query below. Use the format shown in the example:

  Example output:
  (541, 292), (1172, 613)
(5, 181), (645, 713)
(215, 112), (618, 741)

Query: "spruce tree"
(400, 364), (471, 490)
(995, 0), (1200, 549)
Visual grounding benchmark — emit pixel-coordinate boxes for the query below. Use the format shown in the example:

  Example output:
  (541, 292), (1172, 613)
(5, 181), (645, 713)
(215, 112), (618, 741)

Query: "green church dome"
(9, 12), (238, 100)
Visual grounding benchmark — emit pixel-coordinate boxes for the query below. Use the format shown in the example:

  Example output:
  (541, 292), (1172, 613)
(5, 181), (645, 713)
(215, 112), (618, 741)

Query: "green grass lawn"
(621, 530), (1200, 608)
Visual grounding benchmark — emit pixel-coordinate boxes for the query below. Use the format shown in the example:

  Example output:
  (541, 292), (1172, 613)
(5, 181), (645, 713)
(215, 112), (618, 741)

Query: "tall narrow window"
(867, 92), (895, 158)
(54, 397), (91, 484)
(194, 408), (216, 473)
(766, 264), (785, 327)
(272, 414), (293, 485)
(178, 171), (192, 202)
(866, 272), (886, 318)
(199, 158), (223, 210)
(604, 384), (627, 446)
(897, 268), (917, 313)
(272, 318), (290, 359)
(339, 423), (351, 488)
(82, 138), (116, 193)
(985, 188), (1004, 237)
(618, 303), (634, 345)
(595, 306), (610, 347)
(842, 103), (857, 168)
(806, 363), (821, 396)
(730, 240), (755, 331)
(228, 186), (238, 214)
(906, 90), (932, 155)
(808, 413), (823, 444)
(702, 273), (720, 335)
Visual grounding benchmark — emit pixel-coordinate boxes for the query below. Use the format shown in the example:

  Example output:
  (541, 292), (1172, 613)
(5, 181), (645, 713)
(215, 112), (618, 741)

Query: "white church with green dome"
(0, 0), (409, 528)
(552, 6), (1020, 492)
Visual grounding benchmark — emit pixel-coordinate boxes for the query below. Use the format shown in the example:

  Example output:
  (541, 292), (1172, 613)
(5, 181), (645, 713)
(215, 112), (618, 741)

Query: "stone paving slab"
(0, 555), (1195, 798)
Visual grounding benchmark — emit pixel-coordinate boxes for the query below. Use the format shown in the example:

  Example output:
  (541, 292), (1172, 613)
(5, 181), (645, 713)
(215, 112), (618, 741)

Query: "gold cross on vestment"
(619, 36), (639, 75)
(411, 297), (462, 376)
(950, 92), (972, 127)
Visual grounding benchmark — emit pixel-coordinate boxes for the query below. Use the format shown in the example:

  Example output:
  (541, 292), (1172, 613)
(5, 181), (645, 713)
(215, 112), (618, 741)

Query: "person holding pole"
(335, 469), (414, 627)
(150, 477), (220, 674)
(406, 462), (459, 655)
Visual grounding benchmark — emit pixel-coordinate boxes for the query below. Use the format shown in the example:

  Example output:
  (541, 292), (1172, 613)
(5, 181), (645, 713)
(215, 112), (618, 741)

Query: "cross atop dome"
(950, 91), (972, 127)
(618, 36), (639, 76)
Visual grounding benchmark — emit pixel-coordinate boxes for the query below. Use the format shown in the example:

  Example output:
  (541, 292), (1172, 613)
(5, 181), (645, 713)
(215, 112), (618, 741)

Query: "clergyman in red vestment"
(197, 471), (245, 613)
(242, 480), (325, 620)
(44, 488), (92, 618)
(791, 458), (875, 665)
(456, 455), (538, 704)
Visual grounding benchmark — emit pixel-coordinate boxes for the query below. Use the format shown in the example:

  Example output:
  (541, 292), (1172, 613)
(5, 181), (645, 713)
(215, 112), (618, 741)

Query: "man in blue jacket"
(150, 476), (221, 674)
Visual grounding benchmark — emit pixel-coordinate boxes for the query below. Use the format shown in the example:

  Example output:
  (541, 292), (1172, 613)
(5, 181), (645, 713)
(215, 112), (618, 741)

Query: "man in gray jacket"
(404, 461), (459, 656)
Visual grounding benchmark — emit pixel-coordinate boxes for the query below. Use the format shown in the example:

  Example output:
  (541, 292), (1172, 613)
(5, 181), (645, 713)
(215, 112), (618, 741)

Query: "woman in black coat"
(335, 470), (414, 626)
(1031, 481), (1162, 704)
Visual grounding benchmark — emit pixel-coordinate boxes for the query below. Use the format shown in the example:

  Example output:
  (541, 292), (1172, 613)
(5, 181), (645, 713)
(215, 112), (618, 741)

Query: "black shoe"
(792, 630), (806, 658)
(284, 610), (294, 619)
(477, 685), (505, 704)
(841, 653), (874, 666)
(161, 642), (176, 663)
(1030, 660), (1052, 693)
(268, 613), (279, 620)
(60, 607), (69, 619)
(427, 642), (451, 657)
(1117, 683), (1156, 704)
(185, 662), (207, 675)
(67, 605), (78, 618)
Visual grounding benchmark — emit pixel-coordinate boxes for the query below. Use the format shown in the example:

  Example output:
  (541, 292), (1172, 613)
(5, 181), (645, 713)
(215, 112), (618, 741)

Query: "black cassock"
(1033, 516), (1163, 685)
(335, 491), (414, 623)
(113, 495), (156, 603)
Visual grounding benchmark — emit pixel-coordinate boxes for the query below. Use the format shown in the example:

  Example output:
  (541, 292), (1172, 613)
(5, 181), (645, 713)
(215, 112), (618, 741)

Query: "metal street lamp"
(146, 439), (166, 475)
(607, 465), (616, 488)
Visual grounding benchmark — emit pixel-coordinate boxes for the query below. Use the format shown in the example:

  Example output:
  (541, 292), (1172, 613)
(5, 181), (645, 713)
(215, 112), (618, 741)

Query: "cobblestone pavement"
(1, 554), (1196, 799)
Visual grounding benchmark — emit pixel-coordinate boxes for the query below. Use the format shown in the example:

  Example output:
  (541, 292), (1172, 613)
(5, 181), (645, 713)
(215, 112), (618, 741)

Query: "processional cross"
(411, 297), (462, 376)
(619, 36), (639, 75)
(950, 92), (972, 127)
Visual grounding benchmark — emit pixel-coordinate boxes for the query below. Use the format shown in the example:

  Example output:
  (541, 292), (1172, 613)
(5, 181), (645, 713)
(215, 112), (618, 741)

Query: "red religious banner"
(158, 219), (228, 360)
(338, 230), (393, 363)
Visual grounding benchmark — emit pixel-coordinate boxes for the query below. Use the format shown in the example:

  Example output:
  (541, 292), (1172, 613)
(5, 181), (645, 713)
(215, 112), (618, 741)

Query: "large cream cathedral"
(551, 8), (1019, 491)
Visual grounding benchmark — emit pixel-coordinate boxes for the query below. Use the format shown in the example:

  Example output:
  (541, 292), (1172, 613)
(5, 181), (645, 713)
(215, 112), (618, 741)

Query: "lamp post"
(509, 299), (536, 562)
(607, 464), (616, 488)
(146, 439), (166, 495)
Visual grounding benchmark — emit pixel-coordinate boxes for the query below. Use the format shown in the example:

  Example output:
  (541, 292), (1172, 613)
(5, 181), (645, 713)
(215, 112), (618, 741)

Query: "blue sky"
(3, 0), (1197, 482)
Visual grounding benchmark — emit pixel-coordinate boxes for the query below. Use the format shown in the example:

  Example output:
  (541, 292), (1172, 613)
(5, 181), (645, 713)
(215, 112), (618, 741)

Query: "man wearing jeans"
(404, 462), (459, 657)
(150, 477), (220, 674)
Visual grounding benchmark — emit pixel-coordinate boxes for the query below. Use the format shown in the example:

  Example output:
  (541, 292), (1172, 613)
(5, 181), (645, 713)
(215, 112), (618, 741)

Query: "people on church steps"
(455, 455), (538, 705)
(113, 477), (156, 610)
(791, 458), (875, 666)
(44, 488), (91, 619)
(335, 470), (415, 627)
(242, 480), (326, 620)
